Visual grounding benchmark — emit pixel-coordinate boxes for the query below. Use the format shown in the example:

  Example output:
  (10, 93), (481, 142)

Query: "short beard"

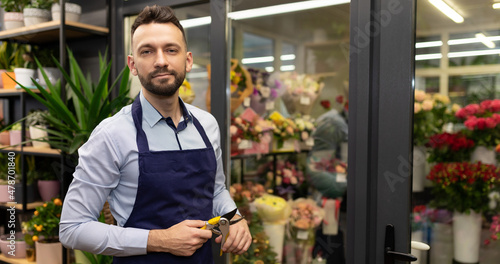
(138, 67), (185, 97)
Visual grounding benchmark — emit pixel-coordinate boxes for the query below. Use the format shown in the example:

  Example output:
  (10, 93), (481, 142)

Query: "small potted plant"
(23, 198), (63, 264)
(0, 0), (30, 30)
(26, 109), (50, 148)
(9, 123), (22, 146)
(33, 46), (61, 87)
(23, 0), (52, 27)
(51, 0), (81, 22)
(13, 44), (37, 89)
(0, 42), (26, 89)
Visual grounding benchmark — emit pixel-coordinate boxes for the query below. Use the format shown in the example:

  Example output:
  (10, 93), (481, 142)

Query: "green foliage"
(0, 42), (28, 70)
(24, 198), (63, 243)
(17, 48), (132, 155)
(26, 0), (52, 10)
(0, 0), (30, 12)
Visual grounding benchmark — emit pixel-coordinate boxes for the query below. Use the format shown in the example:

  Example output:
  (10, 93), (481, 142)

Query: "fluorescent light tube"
(493, 3), (500, 9)
(180, 0), (350, 28)
(242, 56), (274, 64)
(428, 0), (464, 23)
(415, 41), (443, 48)
(448, 49), (500, 58)
(475, 33), (496, 48)
(415, 53), (442, 61)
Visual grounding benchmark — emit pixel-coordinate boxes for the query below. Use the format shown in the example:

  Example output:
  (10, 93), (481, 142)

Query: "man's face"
(127, 23), (193, 97)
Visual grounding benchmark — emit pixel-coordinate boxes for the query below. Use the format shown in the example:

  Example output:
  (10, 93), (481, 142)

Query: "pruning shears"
(201, 208), (244, 256)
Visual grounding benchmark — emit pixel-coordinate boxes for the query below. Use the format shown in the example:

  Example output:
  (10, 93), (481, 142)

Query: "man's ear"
(127, 55), (138, 76)
(185, 52), (193, 73)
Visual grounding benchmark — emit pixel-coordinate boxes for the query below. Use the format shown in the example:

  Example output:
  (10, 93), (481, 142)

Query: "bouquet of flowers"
(411, 205), (432, 232)
(306, 151), (347, 199)
(230, 182), (278, 264)
(426, 132), (475, 163)
(455, 99), (500, 147)
(258, 158), (306, 199)
(247, 68), (284, 115)
(229, 59), (254, 112)
(413, 90), (459, 146)
(426, 162), (500, 213)
(485, 214), (500, 245)
(292, 115), (315, 146)
(280, 72), (324, 115)
(178, 79), (195, 104)
(267, 111), (299, 150)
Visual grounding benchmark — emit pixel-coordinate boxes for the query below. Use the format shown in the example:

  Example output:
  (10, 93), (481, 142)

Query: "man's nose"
(154, 51), (168, 68)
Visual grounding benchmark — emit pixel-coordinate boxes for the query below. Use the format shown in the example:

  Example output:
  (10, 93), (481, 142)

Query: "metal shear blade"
(202, 208), (244, 255)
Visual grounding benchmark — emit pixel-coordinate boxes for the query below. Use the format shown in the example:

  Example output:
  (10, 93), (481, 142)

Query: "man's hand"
(147, 220), (213, 256)
(215, 215), (252, 255)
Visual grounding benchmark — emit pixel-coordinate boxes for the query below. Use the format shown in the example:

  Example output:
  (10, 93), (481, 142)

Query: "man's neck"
(142, 88), (182, 127)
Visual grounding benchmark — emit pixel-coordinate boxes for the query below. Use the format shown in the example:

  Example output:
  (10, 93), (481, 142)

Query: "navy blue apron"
(114, 96), (216, 263)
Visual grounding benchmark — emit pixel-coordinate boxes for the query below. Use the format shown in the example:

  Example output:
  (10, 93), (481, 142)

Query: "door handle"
(384, 224), (419, 264)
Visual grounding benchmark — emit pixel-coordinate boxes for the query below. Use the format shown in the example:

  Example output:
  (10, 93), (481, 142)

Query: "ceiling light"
(493, 3), (500, 9)
(180, 0), (350, 28)
(265, 65), (296, 72)
(415, 41), (443, 48)
(448, 49), (500, 58)
(475, 33), (496, 48)
(241, 54), (296, 64)
(428, 0), (464, 23)
(415, 53), (442, 61)
(229, 0), (350, 20)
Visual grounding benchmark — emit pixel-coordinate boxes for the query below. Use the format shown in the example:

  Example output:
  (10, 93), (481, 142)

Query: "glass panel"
(415, 1), (500, 263)
(229, 1), (350, 263)
(123, 4), (211, 110)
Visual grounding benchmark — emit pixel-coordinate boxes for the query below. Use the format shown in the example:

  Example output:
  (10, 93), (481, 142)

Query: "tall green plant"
(20, 48), (132, 154)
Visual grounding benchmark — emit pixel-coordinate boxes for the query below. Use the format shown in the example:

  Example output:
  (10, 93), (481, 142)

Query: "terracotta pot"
(35, 241), (62, 264)
(3, 12), (24, 30)
(1, 72), (17, 90)
(0, 131), (10, 146)
(37, 180), (60, 201)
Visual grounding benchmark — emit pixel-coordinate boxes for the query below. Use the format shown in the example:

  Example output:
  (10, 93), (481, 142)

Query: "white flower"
(488, 191), (500, 210)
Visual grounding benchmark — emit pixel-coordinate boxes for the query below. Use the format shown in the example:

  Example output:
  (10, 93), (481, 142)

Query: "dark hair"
(131, 5), (187, 46)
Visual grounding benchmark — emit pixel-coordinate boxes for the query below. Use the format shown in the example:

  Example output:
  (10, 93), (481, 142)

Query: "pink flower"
(490, 99), (500, 112)
(464, 117), (478, 130)
(421, 100), (434, 111)
(485, 117), (497, 129)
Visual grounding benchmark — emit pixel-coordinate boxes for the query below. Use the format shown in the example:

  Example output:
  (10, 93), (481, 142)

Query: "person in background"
(59, 5), (251, 263)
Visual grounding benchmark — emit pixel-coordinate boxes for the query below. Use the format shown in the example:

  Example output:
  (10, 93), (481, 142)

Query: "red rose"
(320, 100), (331, 109)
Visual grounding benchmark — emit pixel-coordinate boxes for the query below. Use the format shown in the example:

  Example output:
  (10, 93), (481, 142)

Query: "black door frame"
(347, 0), (415, 263)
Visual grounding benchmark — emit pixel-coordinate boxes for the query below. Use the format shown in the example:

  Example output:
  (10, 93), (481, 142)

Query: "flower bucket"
(470, 146), (497, 166)
(453, 210), (482, 263)
(29, 125), (50, 148)
(37, 180), (60, 201)
(411, 230), (423, 264)
(262, 222), (286, 263)
(412, 145), (427, 192)
(35, 241), (62, 264)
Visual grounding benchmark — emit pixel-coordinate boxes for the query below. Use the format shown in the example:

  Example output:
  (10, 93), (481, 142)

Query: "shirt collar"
(140, 91), (193, 128)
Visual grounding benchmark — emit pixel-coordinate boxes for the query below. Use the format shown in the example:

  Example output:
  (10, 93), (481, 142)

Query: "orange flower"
(43, 203), (47, 207)
(36, 225), (43, 232)
(34, 210), (39, 216)
(32, 236), (38, 242)
(496, 144), (500, 153)
(53, 198), (62, 206)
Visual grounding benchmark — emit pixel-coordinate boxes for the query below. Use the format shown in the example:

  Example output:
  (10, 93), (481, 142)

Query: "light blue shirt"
(59, 92), (236, 256)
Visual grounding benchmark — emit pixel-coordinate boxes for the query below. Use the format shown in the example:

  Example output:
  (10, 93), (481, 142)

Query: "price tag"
(261, 87), (271, 98)
(336, 173), (347, 183)
(265, 101), (275, 110)
(300, 96), (311, 105)
(238, 140), (252, 150)
(296, 230), (309, 240)
(306, 137), (314, 146)
(243, 97), (251, 107)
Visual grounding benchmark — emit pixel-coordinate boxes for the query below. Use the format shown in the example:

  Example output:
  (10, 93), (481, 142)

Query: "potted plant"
(33, 46), (61, 87)
(9, 123), (22, 146)
(427, 161), (500, 263)
(51, 0), (81, 22)
(26, 109), (50, 148)
(18, 47), (132, 155)
(13, 44), (37, 89)
(0, 42), (27, 89)
(0, 119), (10, 145)
(36, 157), (60, 202)
(23, 0), (52, 27)
(0, 0), (30, 30)
(23, 198), (63, 264)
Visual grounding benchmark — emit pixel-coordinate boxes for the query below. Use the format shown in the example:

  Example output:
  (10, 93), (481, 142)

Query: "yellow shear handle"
(201, 216), (221, 229)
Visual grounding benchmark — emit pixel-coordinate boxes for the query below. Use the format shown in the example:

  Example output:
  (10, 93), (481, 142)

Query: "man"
(59, 5), (252, 263)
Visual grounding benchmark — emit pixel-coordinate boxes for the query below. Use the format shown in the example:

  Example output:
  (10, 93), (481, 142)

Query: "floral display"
(254, 194), (292, 224)
(306, 154), (347, 199)
(289, 198), (324, 231)
(23, 198), (63, 244)
(280, 72), (324, 115)
(267, 111), (298, 150)
(258, 158), (306, 199)
(426, 162), (500, 213)
(413, 90), (459, 146)
(411, 205), (431, 232)
(484, 215), (500, 245)
(247, 68), (284, 115)
(178, 79), (195, 104)
(230, 182), (278, 264)
(426, 132), (475, 163)
(292, 115), (315, 144)
(228, 59), (254, 112)
(455, 99), (500, 147)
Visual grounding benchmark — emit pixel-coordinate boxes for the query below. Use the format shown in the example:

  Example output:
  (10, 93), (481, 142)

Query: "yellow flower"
(32, 236), (38, 242)
(433, 93), (450, 104)
(421, 99), (434, 111)
(452, 103), (461, 113)
(36, 225), (43, 232)
(414, 90), (426, 102)
(34, 210), (39, 216)
(414, 103), (422, 113)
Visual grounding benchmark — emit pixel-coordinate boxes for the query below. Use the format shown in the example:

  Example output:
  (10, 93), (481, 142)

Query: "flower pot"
(15, 183), (38, 203)
(37, 180), (60, 201)
(471, 146), (497, 166)
(35, 241), (62, 264)
(9, 130), (22, 146)
(3, 12), (24, 30)
(412, 145), (427, 192)
(1, 72), (17, 90)
(0, 185), (12, 203)
(29, 125), (50, 148)
(453, 210), (482, 263)
(36, 67), (61, 87)
(0, 131), (10, 146)
(13, 68), (36, 88)
(51, 3), (82, 22)
(0, 233), (27, 258)
(23, 8), (51, 27)
(262, 222), (286, 263)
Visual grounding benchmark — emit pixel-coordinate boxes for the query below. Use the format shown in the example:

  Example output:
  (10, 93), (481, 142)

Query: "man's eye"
(167, 49), (178, 53)
(141, 50), (152, 55)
